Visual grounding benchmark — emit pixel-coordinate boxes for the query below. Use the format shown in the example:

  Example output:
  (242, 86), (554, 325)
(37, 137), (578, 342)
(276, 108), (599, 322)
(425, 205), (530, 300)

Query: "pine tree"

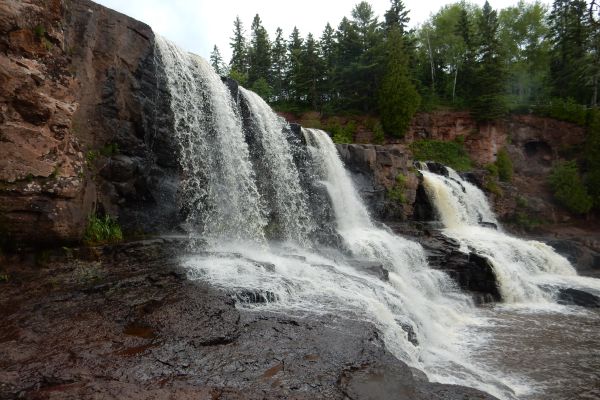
(210, 45), (226, 75)
(271, 27), (287, 101)
(287, 27), (304, 103)
(455, 5), (477, 105)
(548, 0), (590, 103)
(472, 1), (506, 121)
(229, 16), (248, 79)
(320, 23), (336, 104)
(248, 14), (271, 88)
(378, 28), (420, 137)
(384, 0), (410, 34)
(298, 33), (324, 110)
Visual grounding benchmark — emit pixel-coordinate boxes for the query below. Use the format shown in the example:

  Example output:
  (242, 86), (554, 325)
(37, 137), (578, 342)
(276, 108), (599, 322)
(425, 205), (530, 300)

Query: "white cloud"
(95, 0), (551, 62)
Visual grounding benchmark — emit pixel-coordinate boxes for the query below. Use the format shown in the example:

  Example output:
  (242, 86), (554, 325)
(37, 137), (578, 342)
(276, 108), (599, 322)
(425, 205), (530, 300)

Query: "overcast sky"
(95, 0), (550, 61)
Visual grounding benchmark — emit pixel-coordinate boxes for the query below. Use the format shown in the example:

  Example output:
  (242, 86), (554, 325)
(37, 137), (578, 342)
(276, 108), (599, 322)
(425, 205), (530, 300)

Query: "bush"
(326, 119), (356, 144)
(251, 77), (273, 101)
(409, 139), (473, 171)
(84, 214), (123, 245)
(496, 148), (513, 182)
(534, 98), (589, 126)
(549, 161), (593, 214)
(387, 174), (407, 204)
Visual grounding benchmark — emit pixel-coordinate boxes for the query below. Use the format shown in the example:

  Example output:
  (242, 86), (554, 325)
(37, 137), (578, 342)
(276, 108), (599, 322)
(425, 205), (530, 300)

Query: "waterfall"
(238, 88), (315, 245)
(421, 166), (600, 304)
(156, 37), (266, 244)
(155, 38), (523, 399)
(302, 129), (519, 397)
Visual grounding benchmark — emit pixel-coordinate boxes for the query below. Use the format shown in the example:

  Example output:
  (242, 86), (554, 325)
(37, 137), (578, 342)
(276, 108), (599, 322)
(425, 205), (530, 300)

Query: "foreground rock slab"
(0, 239), (497, 400)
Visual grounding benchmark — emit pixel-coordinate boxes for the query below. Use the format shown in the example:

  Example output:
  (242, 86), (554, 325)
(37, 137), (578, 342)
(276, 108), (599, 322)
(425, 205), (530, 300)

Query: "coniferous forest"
(210, 0), (600, 214)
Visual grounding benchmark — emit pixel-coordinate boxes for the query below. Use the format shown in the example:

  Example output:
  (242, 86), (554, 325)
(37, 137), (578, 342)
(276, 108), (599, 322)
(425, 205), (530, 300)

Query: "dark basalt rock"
(424, 162), (449, 177)
(557, 288), (600, 308)
(413, 181), (435, 221)
(234, 289), (279, 304)
(0, 239), (498, 399)
(479, 221), (498, 230)
(348, 260), (390, 281)
(390, 223), (502, 304)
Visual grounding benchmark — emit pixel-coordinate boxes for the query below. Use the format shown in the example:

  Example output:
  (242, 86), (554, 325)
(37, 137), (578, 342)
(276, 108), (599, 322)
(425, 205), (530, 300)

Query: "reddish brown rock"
(0, 0), (177, 247)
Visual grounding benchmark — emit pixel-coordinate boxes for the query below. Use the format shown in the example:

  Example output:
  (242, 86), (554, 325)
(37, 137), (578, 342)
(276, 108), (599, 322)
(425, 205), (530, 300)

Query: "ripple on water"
(468, 306), (600, 400)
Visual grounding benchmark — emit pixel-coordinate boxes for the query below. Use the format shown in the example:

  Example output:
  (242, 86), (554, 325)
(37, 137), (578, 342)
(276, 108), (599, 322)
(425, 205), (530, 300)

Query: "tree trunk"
(426, 30), (435, 92)
(452, 64), (458, 103)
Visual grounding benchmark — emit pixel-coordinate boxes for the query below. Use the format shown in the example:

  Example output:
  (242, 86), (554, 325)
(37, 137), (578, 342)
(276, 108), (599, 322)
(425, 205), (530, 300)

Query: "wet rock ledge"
(0, 239), (497, 400)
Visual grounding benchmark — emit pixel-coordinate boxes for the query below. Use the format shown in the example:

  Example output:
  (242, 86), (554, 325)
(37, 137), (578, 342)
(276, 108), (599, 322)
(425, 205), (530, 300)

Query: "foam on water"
(421, 167), (600, 304)
(157, 38), (533, 399)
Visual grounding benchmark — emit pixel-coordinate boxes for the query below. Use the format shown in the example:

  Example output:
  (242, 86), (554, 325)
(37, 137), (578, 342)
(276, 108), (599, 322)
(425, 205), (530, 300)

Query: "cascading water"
(238, 88), (315, 245)
(156, 37), (266, 244)
(421, 166), (600, 304)
(155, 38), (528, 399)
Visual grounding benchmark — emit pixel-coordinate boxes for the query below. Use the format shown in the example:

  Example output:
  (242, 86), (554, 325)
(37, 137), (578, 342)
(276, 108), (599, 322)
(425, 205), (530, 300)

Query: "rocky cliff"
(0, 0), (177, 249)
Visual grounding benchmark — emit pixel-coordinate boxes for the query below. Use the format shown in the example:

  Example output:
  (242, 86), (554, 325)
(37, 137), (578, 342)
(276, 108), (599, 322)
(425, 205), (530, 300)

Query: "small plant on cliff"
(387, 174), (407, 204)
(549, 161), (593, 214)
(327, 120), (356, 144)
(33, 25), (46, 39)
(495, 148), (513, 182)
(99, 143), (119, 157)
(409, 139), (473, 171)
(84, 214), (123, 245)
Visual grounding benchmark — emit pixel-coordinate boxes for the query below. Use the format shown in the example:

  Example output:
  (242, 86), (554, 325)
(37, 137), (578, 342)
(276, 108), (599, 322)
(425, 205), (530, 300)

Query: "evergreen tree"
(320, 23), (336, 104)
(548, 0), (590, 103)
(248, 14), (271, 88)
(384, 0), (410, 34)
(271, 27), (287, 101)
(210, 45), (226, 75)
(335, 16), (362, 110)
(287, 27), (304, 103)
(472, 1), (507, 121)
(351, 2), (384, 111)
(229, 16), (248, 78)
(455, 5), (477, 105)
(378, 28), (420, 137)
(298, 33), (324, 110)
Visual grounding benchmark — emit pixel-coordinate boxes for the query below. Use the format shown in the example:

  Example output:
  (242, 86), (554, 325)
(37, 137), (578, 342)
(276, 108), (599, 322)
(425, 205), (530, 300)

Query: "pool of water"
(468, 305), (600, 400)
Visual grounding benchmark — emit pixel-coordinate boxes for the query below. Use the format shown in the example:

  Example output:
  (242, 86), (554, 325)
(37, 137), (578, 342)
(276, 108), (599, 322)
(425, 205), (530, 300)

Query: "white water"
(156, 37), (266, 244)
(421, 167), (600, 304)
(156, 39), (528, 399)
(239, 88), (315, 245)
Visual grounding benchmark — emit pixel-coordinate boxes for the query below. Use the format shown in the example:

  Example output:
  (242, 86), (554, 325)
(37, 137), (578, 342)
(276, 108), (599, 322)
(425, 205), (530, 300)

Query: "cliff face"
(0, 0), (177, 248)
(336, 143), (421, 222)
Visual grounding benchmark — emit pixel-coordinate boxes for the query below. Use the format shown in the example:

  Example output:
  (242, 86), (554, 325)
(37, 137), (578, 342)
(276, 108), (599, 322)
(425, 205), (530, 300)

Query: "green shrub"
(409, 139), (473, 171)
(534, 98), (589, 126)
(387, 174), (407, 204)
(99, 143), (119, 157)
(371, 120), (385, 145)
(485, 163), (499, 177)
(585, 109), (600, 208)
(33, 25), (45, 39)
(84, 214), (123, 245)
(251, 77), (273, 101)
(484, 177), (503, 196)
(512, 211), (542, 231)
(495, 148), (513, 182)
(549, 161), (593, 214)
(326, 120), (356, 144)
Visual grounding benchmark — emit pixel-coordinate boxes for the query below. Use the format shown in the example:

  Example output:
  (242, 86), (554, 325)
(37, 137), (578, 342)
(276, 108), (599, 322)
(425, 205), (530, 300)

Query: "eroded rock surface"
(0, 239), (498, 400)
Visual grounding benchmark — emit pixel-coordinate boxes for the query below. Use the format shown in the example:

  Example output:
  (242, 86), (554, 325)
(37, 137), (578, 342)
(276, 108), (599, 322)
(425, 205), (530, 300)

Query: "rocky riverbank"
(0, 238), (498, 400)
